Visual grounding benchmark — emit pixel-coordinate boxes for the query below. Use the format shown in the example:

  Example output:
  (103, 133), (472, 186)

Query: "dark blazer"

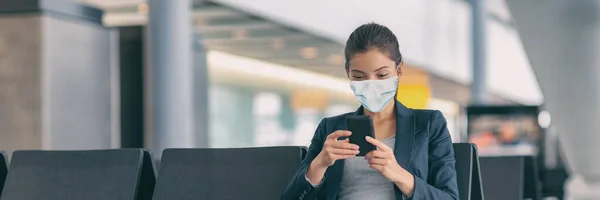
(282, 101), (459, 200)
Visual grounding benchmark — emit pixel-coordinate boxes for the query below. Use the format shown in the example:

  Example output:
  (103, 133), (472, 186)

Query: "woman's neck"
(364, 101), (396, 123)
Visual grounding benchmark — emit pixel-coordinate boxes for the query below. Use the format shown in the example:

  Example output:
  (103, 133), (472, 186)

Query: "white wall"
(486, 19), (541, 104)
(213, 0), (543, 104)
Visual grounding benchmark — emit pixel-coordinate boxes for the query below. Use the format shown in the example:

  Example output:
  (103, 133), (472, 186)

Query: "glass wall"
(208, 83), (356, 148)
(206, 51), (462, 148)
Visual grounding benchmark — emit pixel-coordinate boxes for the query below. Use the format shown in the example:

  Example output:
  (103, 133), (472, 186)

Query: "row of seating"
(0, 144), (538, 200)
(0, 147), (306, 200)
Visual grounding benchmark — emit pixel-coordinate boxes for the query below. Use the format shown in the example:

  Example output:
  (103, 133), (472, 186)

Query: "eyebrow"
(350, 69), (365, 73)
(351, 66), (390, 73)
(374, 66), (390, 72)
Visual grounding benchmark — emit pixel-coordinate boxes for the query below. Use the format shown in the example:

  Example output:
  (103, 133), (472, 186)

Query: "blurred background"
(1, 0), (600, 199)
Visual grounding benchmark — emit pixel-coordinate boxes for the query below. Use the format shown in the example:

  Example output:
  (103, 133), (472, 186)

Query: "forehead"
(348, 50), (396, 71)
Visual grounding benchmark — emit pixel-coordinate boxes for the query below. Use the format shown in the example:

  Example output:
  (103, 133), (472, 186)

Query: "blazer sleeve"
(408, 110), (459, 200)
(281, 119), (327, 200)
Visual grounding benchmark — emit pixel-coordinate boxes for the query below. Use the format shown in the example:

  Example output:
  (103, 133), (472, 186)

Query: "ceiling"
(75, 0), (516, 105)
(77, 0), (349, 77)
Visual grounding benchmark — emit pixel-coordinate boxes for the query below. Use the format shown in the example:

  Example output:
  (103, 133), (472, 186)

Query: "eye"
(352, 75), (365, 79)
(377, 74), (389, 78)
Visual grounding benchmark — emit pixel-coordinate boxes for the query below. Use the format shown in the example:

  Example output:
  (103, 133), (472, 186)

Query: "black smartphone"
(346, 116), (377, 156)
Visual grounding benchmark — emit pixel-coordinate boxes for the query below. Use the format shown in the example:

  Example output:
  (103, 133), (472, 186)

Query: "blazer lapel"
(326, 160), (344, 199)
(393, 101), (415, 171)
(325, 112), (354, 200)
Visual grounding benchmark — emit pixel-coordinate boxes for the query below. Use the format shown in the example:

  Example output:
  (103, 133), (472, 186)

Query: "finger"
(365, 151), (389, 160)
(367, 158), (388, 165)
(332, 141), (359, 150)
(364, 150), (382, 160)
(365, 136), (393, 152)
(333, 154), (357, 160)
(370, 150), (389, 159)
(327, 130), (352, 140)
(329, 148), (360, 155)
(369, 164), (384, 171)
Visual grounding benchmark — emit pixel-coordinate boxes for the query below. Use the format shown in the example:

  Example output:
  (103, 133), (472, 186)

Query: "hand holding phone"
(346, 116), (377, 156)
(314, 130), (361, 167)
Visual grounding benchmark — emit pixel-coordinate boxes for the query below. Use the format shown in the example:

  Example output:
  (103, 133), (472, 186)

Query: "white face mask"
(349, 76), (398, 113)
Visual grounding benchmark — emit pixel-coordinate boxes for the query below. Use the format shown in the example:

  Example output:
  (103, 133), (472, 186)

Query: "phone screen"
(346, 116), (377, 156)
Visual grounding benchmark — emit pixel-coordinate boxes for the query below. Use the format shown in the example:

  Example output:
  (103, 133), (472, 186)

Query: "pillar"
(0, 0), (116, 153)
(470, 0), (487, 104)
(147, 0), (195, 156)
(119, 26), (145, 148)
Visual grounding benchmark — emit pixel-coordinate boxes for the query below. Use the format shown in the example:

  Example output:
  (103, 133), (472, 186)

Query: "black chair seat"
(153, 146), (305, 200)
(0, 149), (150, 200)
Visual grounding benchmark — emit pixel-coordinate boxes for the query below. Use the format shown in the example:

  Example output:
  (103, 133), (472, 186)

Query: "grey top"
(305, 135), (405, 199)
(337, 135), (397, 200)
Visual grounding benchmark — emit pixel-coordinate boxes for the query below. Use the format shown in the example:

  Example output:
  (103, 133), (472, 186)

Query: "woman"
(282, 23), (459, 200)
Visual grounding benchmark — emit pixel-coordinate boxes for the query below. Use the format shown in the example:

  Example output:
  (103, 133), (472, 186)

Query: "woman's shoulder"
(408, 108), (445, 120)
(408, 108), (440, 114)
(407, 109), (448, 132)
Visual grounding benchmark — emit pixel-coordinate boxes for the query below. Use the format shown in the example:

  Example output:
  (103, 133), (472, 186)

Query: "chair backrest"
(300, 146), (308, 159)
(523, 156), (541, 200)
(0, 149), (146, 200)
(153, 146), (306, 200)
(453, 143), (485, 200)
(137, 150), (157, 200)
(470, 145), (484, 200)
(453, 143), (474, 200)
(479, 156), (524, 200)
(0, 151), (7, 198)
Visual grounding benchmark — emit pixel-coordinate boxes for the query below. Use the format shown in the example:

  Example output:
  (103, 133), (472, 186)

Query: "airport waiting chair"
(470, 145), (484, 200)
(138, 150), (157, 200)
(479, 155), (542, 200)
(453, 143), (484, 200)
(541, 167), (567, 200)
(0, 149), (151, 200)
(0, 151), (7, 198)
(153, 146), (306, 200)
(300, 146), (308, 159)
(523, 156), (541, 200)
(479, 156), (525, 200)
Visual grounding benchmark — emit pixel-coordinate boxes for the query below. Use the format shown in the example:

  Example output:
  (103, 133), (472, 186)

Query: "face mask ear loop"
(393, 71), (399, 102)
